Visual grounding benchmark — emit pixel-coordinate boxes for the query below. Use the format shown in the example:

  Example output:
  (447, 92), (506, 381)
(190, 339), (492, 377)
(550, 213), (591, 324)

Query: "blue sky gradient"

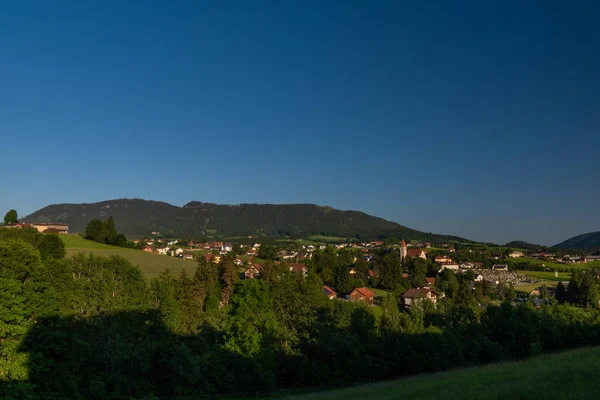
(1, 1), (598, 245)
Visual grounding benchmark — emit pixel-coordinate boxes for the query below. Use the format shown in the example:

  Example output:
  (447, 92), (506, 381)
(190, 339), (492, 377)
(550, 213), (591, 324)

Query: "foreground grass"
(277, 347), (600, 400)
(61, 235), (195, 278)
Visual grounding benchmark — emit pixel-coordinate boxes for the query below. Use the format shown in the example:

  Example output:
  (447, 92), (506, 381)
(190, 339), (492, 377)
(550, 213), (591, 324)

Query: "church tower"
(399, 239), (407, 260)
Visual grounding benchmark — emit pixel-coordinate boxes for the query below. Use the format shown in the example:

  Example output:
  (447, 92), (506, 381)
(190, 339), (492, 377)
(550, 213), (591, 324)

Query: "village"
(134, 235), (600, 309)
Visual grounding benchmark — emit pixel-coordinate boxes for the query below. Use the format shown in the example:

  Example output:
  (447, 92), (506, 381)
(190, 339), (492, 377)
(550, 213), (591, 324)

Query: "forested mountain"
(554, 231), (600, 249)
(24, 198), (471, 242)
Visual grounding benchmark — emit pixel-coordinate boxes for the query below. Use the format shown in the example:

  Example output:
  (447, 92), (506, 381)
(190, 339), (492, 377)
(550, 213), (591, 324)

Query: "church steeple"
(400, 239), (407, 260)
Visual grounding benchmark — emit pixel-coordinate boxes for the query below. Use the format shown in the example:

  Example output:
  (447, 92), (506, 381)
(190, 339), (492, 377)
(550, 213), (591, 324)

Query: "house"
(204, 253), (221, 263)
(348, 287), (376, 305)
(585, 253), (600, 262)
(246, 248), (257, 256)
(402, 288), (438, 308)
(490, 254), (502, 260)
(175, 248), (184, 256)
(182, 251), (194, 260)
(234, 258), (243, 266)
(439, 262), (459, 271)
(348, 267), (357, 275)
(142, 246), (154, 253)
(460, 262), (484, 270)
(474, 274), (484, 282)
(509, 251), (524, 258)
(492, 264), (509, 271)
(323, 285), (337, 300)
(407, 248), (427, 259)
(368, 269), (379, 279)
(221, 242), (233, 252)
(31, 223), (69, 234)
(156, 247), (170, 255)
(434, 255), (453, 264)
(245, 264), (262, 279)
(288, 263), (307, 277)
(424, 277), (436, 288)
(146, 240), (155, 246)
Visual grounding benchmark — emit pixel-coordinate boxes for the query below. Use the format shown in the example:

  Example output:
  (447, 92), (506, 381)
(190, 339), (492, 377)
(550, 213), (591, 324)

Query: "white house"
(509, 251), (524, 258)
(439, 262), (459, 271)
(175, 248), (184, 256)
(156, 247), (170, 255)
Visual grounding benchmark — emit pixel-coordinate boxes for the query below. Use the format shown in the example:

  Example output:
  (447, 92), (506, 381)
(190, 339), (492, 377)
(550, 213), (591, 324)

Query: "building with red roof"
(348, 287), (376, 305)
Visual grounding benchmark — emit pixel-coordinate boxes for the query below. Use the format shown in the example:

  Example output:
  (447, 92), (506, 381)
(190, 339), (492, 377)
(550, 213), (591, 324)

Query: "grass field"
(275, 347), (600, 400)
(61, 235), (196, 279)
(518, 270), (571, 282)
(514, 281), (558, 293)
(510, 257), (600, 271)
(308, 235), (346, 243)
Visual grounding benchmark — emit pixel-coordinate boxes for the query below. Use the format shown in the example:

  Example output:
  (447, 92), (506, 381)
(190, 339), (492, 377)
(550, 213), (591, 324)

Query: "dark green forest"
(3, 227), (600, 399)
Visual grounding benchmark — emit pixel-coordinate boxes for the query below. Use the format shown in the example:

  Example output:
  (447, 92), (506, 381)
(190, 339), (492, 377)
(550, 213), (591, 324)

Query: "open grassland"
(61, 235), (195, 279)
(510, 257), (600, 271)
(518, 270), (571, 282)
(308, 235), (346, 243)
(275, 347), (600, 400)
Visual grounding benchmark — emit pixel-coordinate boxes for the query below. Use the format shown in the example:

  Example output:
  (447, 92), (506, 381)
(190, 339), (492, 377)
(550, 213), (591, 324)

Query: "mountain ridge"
(24, 198), (473, 242)
(553, 231), (600, 250)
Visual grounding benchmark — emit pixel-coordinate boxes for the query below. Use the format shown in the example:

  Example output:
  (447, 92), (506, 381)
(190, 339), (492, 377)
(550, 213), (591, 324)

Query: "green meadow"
(61, 235), (196, 278)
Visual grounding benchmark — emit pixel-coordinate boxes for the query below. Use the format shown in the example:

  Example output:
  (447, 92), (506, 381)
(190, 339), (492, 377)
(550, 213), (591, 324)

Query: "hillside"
(278, 347), (600, 400)
(24, 198), (471, 242)
(61, 234), (195, 278)
(554, 231), (600, 249)
(504, 240), (546, 251)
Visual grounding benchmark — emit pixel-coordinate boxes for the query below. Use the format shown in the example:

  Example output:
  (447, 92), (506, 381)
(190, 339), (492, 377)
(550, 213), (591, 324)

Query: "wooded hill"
(554, 231), (600, 250)
(24, 198), (471, 242)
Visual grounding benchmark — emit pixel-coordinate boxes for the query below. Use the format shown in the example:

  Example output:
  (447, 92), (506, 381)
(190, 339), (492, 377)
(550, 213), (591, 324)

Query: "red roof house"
(348, 287), (376, 305)
(323, 285), (337, 299)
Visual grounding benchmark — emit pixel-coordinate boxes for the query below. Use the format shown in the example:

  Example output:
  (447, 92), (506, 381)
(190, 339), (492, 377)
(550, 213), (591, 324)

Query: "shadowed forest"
(3, 228), (600, 399)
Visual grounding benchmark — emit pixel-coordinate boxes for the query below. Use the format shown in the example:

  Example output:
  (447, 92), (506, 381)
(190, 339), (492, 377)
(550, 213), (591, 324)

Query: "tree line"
(84, 216), (135, 248)
(3, 228), (600, 399)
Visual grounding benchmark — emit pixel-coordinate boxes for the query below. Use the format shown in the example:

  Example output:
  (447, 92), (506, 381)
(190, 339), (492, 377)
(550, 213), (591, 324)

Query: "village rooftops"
(402, 287), (438, 299)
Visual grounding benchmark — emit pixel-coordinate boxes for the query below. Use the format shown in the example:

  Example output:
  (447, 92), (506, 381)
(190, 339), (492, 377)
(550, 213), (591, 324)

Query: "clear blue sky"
(1, 1), (598, 246)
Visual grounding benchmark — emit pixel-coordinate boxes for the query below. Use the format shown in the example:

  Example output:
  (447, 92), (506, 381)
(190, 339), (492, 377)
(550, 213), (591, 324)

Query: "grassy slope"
(280, 347), (600, 400)
(61, 235), (195, 279)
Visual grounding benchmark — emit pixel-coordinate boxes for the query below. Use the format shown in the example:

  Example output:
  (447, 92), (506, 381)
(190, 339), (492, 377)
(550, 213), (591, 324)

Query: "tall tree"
(84, 218), (106, 243)
(4, 209), (18, 225)
(104, 216), (118, 245)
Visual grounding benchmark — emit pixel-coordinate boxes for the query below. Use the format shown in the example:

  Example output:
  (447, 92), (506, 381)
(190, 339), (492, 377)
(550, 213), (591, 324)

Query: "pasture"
(61, 235), (196, 279)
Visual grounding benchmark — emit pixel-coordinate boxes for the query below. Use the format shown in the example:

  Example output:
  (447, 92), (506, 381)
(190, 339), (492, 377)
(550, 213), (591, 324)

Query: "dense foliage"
(3, 229), (600, 399)
(25, 198), (472, 242)
(3, 209), (18, 225)
(84, 217), (133, 248)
